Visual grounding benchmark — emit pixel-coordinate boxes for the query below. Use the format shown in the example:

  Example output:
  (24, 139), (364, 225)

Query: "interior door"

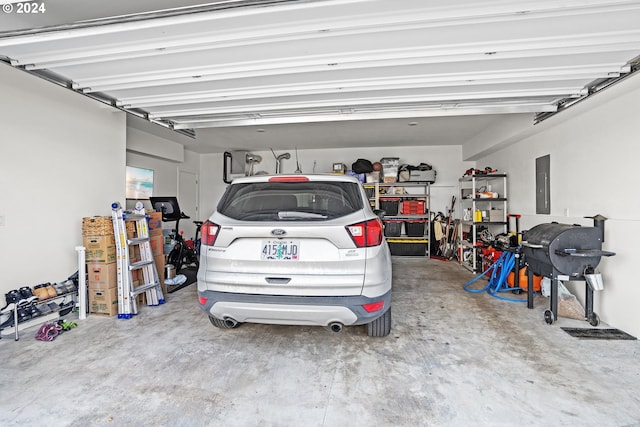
(178, 170), (199, 241)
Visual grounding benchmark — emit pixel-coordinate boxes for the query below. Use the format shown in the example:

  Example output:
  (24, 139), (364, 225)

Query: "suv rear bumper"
(198, 290), (391, 327)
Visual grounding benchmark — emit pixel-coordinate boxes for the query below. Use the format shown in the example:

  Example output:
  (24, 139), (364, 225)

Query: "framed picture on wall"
(126, 166), (154, 199)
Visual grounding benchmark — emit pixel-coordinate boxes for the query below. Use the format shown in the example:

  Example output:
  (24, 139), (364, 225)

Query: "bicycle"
(172, 219), (203, 273)
(166, 213), (200, 274)
(149, 196), (201, 274)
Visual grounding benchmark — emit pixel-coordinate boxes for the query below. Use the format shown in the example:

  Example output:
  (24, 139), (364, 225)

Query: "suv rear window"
(217, 181), (364, 221)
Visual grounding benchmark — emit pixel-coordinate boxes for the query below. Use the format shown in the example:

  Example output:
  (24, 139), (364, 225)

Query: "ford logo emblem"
(271, 229), (287, 237)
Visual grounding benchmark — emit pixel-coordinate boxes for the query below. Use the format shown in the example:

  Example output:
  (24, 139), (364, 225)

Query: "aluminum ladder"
(111, 202), (165, 318)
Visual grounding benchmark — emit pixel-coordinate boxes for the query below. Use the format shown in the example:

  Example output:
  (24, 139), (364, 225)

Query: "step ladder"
(111, 202), (165, 318)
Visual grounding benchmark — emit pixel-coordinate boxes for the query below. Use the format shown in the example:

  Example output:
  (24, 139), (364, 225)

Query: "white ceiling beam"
(145, 89), (580, 120)
(14, 2), (640, 70)
(0, 0), (371, 47)
(115, 66), (626, 108)
(170, 102), (558, 129)
(7, 0), (640, 66)
(0, 0), (636, 138)
(74, 31), (639, 76)
(72, 34), (640, 93)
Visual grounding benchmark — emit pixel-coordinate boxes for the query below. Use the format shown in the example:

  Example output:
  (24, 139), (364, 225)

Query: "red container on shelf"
(401, 200), (425, 215)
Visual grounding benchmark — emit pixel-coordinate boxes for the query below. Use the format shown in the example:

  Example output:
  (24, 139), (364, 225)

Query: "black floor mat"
(166, 266), (197, 294)
(561, 328), (637, 340)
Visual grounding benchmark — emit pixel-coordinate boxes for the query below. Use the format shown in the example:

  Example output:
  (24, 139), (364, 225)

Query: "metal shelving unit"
(0, 290), (77, 341)
(364, 181), (431, 257)
(458, 174), (508, 272)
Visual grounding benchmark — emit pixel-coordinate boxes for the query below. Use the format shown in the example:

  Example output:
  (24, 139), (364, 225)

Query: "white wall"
(198, 146), (474, 219)
(126, 131), (200, 237)
(476, 72), (640, 338)
(0, 63), (126, 296)
(127, 127), (184, 163)
(199, 152), (227, 220)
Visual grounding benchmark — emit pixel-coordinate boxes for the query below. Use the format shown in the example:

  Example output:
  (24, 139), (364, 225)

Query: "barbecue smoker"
(521, 215), (615, 325)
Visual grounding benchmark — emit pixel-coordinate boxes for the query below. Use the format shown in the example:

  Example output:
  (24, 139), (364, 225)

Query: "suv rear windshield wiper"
(278, 211), (327, 219)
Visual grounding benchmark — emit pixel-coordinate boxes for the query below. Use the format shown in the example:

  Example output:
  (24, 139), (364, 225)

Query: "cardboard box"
(124, 212), (161, 238)
(124, 221), (136, 239)
(128, 236), (162, 261)
(149, 234), (164, 257)
(87, 262), (118, 289)
(153, 255), (167, 296)
(83, 234), (116, 263)
(129, 245), (139, 263)
(134, 280), (145, 306)
(147, 211), (163, 236)
(89, 288), (118, 316)
(155, 254), (165, 279)
(488, 209), (504, 222)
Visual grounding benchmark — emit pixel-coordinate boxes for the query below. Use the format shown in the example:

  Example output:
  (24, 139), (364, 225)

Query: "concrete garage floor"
(1, 258), (640, 427)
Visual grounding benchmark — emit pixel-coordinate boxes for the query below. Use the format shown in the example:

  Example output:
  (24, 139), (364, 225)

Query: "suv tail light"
(362, 301), (385, 313)
(201, 220), (220, 246)
(346, 218), (383, 248)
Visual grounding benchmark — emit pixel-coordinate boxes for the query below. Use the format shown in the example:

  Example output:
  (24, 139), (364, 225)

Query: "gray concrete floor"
(1, 257), (640, 427)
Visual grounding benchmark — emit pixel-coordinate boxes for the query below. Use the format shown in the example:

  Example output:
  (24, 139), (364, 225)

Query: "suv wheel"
(366, 308), (391, 337)
(208, 315), (240, 329)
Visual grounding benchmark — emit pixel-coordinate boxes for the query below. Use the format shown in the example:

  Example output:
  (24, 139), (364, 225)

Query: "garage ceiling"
(1, 0), (639, 154)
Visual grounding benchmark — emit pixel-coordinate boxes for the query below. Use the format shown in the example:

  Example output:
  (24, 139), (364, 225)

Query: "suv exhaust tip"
(224, 317), (239, 328)
(329, 322), (343, 333)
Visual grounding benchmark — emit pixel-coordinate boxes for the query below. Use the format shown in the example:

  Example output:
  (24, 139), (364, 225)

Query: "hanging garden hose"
(463, 250), (535, 303)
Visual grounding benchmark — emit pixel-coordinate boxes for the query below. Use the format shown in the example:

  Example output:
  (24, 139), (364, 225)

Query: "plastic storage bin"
(383, 220), (403, 237)
(401, 200), (426, 215)
(381, 157), (400, 182)
(404, 220), (426, 237)
(388, 241), (427, 256)
(379, 198), (400, 216)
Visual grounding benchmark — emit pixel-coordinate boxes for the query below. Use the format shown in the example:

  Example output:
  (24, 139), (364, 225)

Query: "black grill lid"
(522, 222), (614, 276)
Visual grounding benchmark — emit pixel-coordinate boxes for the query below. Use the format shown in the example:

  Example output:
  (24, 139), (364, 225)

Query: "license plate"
(261, 240), (299, 260)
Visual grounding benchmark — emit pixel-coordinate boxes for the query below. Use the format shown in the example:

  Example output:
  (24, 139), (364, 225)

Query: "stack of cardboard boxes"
(82, 211), (165, 316)
(82, 216), (119, 316)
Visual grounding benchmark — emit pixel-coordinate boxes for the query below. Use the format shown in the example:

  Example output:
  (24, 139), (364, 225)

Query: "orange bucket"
(507, 267), (542, 291)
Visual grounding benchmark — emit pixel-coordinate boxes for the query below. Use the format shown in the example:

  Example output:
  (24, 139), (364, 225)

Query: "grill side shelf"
(555, 248), (616, 257)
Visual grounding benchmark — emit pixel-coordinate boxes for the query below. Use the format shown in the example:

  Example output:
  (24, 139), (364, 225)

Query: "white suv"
(197, 174), (393, 336)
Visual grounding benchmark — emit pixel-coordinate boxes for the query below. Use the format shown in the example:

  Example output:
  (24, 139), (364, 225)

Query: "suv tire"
(366, 308), (391, 337)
